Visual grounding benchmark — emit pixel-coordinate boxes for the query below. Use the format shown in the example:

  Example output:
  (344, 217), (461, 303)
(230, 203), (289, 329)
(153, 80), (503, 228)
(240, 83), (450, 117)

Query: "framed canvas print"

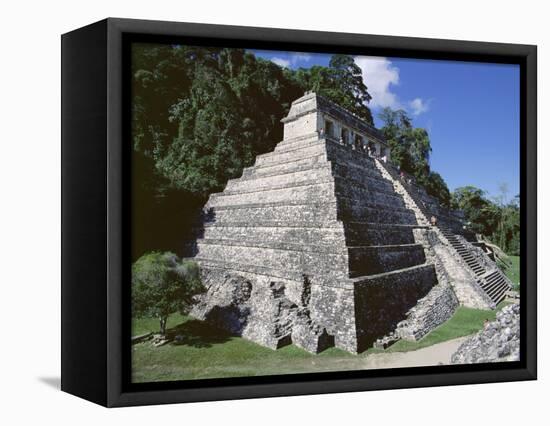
(61, 18), (537, 407)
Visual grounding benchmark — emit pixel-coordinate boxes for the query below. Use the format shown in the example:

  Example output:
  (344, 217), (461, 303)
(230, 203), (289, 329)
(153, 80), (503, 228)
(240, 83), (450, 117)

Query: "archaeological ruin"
(189, 91), (513, 354)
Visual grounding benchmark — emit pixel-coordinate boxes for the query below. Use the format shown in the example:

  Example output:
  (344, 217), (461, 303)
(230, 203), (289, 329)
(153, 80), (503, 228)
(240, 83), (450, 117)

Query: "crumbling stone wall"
(396, 283), (458, 341)
(392, 228), (459, 341)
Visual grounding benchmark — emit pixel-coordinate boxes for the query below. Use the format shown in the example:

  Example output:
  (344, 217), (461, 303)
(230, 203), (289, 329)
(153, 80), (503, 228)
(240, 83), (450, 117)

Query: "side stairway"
(438, 226), (510, 304)
(376, 159), (512, 306)
(438, 226), (486, 276)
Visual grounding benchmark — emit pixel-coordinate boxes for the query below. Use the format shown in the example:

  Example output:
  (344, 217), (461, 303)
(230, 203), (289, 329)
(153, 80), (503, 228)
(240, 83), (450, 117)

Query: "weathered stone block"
(353, 264), (438, 352)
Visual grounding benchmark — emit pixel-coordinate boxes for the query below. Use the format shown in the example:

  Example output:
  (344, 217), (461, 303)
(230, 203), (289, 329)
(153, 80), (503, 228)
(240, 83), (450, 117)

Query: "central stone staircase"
(376, 160), (512, 306)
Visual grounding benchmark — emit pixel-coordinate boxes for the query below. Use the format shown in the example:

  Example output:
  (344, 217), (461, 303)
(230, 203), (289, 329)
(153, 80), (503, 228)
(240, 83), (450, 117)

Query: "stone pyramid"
(190, 92), (506, 354)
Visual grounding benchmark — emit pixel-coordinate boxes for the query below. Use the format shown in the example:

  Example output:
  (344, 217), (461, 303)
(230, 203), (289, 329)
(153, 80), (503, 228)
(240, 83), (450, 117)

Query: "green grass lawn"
(131, 301), (511, 383)
(503, 255), (520, 289)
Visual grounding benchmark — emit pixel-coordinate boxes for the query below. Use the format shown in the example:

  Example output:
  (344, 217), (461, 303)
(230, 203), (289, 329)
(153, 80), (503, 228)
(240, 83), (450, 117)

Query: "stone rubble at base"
(189, 92), (513, 354)
(451, 303), (520, 364)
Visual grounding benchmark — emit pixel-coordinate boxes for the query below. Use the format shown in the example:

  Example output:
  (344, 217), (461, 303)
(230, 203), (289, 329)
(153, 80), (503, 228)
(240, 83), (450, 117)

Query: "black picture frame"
(61, 17), (537, 407)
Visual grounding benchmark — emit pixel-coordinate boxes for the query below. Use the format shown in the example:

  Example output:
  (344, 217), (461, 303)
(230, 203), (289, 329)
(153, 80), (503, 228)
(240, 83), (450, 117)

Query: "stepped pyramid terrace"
(189, 92), (513, 354)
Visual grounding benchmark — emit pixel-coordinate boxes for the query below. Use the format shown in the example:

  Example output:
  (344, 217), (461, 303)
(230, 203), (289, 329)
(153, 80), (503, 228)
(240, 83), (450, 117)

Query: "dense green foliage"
(378, 108), (451, 207)
(451, 186), (520, 255)
(132, 252), (204, 335)
(132, 45), (300, 199)
(289, 54), (374, 124)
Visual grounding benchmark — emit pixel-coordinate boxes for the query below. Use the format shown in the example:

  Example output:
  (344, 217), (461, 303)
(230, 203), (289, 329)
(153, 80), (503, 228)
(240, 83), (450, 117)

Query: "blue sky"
(252, 50), (520, 202)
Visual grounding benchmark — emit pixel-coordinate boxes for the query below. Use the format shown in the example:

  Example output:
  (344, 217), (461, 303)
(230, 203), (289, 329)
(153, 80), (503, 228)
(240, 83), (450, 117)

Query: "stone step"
(331, 168), (395, 194)
(487, 272), (507, 286)
(276, 132), (320, 147)
(484, 275), (501, 286)
(196, 258), (348, 287)
(337, 199), (418, 225)
(331, 161), (392, 189)
(485, 283), (508, 301)
(344, 222), (416, 246)
(487, 281), (510, 301)
(203, 219), (342, 228)
(225, 166), (333, 193)
(195, 252), (349, 287)
(196, 241), (349, 278)
(482, 276), (505, 293)
(325, 140), (376, 168)
(198, 237), (347, 254)
(243, 153), (328, 178)
(351, 263), (437, 290)
(334, 179), (408, 211)
(204, 201), (339, 224)
(483, 270), (500, 279)
(274, 135), (323, 153)
(207, 180), (337, 208)
(201, 225), (346, 248)
(486, 273), (504, 284)
(494, 293), (507, 305)
(348, 244), (426, 277)
(254, 142), (326, 167)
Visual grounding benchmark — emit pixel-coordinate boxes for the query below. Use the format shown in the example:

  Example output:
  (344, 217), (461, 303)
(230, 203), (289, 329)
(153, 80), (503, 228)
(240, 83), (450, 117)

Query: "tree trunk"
(160, 317), (167, 336)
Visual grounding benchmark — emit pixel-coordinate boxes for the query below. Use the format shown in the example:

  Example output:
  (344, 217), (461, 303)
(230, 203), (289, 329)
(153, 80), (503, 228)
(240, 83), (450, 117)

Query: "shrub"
(132, 251), (204, 335)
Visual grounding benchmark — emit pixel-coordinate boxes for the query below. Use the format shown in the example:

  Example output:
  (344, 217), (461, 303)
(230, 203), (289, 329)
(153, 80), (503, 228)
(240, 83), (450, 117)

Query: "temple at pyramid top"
(281, 91), (391, 160)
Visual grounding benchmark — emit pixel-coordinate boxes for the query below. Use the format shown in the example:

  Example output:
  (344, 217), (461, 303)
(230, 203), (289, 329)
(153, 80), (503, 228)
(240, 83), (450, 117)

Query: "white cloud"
(271, 57), (291, 68)
(290, 52), (312, 63)
(408, 98), (430, 116)
(354, 56), (401, 109)
(355, 56), (431, 117)
(270, 52), (311, 68)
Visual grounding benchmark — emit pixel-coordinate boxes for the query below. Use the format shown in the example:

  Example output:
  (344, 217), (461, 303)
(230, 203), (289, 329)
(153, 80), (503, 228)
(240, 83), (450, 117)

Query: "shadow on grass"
(166, 319), (232, 348)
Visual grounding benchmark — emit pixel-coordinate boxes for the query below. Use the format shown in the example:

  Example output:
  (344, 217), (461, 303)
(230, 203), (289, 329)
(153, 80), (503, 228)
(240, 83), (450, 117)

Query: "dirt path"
(361, 336), (470, 369)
